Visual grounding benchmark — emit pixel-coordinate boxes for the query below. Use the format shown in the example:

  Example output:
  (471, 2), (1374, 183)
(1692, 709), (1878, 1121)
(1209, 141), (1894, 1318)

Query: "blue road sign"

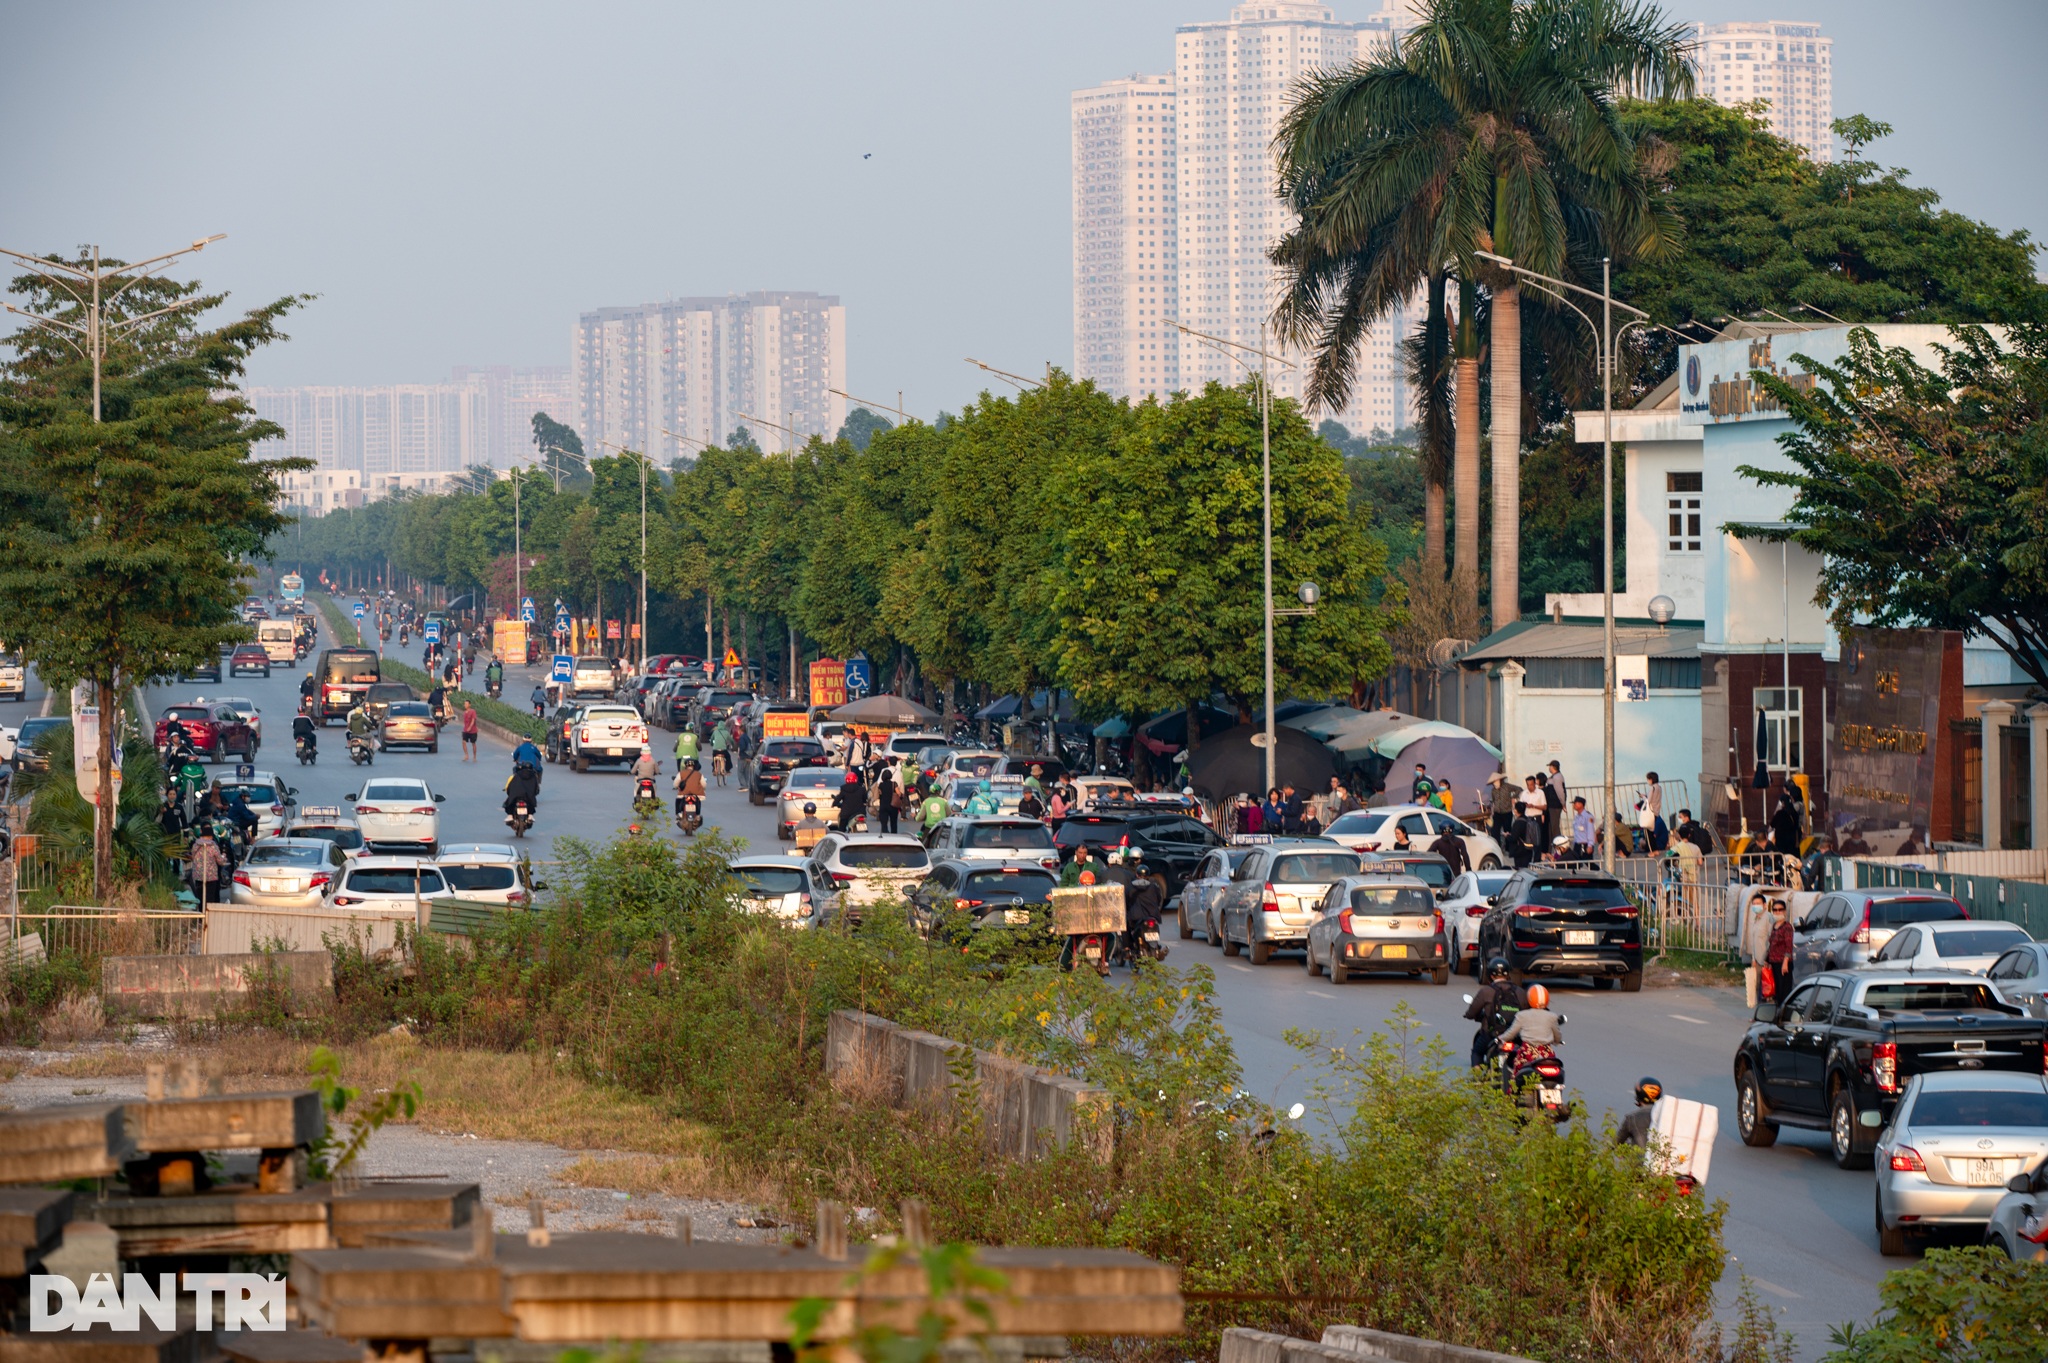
(521, 597), (536, 624)
(844, 654), (872, 695)
(425, 621), (442, 643)
(550, 654), (575, 684)
(351, 603), (365, 619)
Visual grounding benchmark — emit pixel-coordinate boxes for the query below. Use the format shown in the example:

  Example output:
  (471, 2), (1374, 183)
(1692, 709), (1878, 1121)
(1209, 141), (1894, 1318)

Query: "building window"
(1666, 471), (1703, 552)
(1755, 686), (1803, 771)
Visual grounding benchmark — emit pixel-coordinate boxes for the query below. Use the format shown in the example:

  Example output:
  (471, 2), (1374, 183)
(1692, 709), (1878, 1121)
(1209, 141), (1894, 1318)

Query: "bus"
(279, 572), (304, 603)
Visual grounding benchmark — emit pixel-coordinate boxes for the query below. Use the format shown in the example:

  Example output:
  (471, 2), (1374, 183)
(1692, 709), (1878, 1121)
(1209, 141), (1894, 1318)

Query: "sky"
(2, 1), (2043, 420)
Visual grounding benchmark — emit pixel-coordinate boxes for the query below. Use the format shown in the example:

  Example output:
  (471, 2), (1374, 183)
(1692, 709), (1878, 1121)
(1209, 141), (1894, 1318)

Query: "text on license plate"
(1960, 1159), (2007, 1185)
(1382, 944), (1408, 958)
(608, 747), (623, 756)
(1564, 930), (1597, 945)
(257, 880), (285, 894)
(1004, 909), (1031, 925)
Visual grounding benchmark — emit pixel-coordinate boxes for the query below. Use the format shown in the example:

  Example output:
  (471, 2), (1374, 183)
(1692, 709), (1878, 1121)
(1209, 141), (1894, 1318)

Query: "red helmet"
(1525, 984), (1551, 1009)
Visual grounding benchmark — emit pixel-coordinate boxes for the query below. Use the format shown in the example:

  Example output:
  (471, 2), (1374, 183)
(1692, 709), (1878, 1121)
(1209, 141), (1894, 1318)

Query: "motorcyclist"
(531, 684), (549, 717)
(512, 737), (543, 773)
(918, 785), (951, 836)
(291, 712), (318, 757)
(345, 704), (374, 747)
(222, 788), (259, 846)
(793, 800), (828, 841)
(503, 761), (542, 820)
(1463, 959), (1522, 1068)
(963, 778), (999, 817)
(297, 672), (316, 709)
(1496, 983), (1563, 1087)
(427, 680), (448, 725)
(674, 726), (700, 763)
(673, 758), (706, 818)
(484, 659), (503, 692)
(1123, 861), (1165, 960)
(630, 749), (659, 783)
(1616, 1077), (1663, 1149)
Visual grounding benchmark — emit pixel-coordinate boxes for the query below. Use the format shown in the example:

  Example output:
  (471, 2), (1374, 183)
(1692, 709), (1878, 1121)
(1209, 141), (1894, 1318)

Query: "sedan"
(1323, 804), (1507, 871)
(1986, 942), (2048, 1017)
(379, 701), (440, 752)
(1865, 921), (2034, 977)
(435, 844), (537, 907)
(228, 838), (347, 910)
(1305, 874), (1450, 985)
(1176, 845), (1260, 942)
(1982, 1158), (2048, 1262)
(229, 644), (272, 678)
(1214, 843), (1366, 963)
(778, 766), (849, 839)
(1440, 869), (1517, 975)
(345, 778), (445, 855)
(725, 855), (815, 923)
(1874, 1071), (2048, 1255)
(326, 856), (450, 911)
(179, 655), (221, 684)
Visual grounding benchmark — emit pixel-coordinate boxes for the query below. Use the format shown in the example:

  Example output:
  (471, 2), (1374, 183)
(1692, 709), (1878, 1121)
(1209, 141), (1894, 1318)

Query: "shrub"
(1825, 1248), (2048, 1363)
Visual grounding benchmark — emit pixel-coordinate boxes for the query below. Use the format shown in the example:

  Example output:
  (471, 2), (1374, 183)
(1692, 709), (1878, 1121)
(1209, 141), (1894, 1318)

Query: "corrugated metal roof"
(1458, 621), (1703, 664)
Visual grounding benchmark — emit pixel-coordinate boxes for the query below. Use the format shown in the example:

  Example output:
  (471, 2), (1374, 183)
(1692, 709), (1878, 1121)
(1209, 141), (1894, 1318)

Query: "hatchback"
(1305, 874), (1450, 985)
(1866, 921), (2034, 976)
(908, 859), (1058, 940)
(229, 644), (272, 678)
(1177, 845), (1261, 941)
(1874, 1071), (2048, 1255)
(1986, 942), (2048, 1017)
(804, 833), (930, 924)
(1794, 889), (1970, 975)
(345, 778), (445, 855)
(1440, 869), (1517, 974)
(725, 855), (814, 922)
(778, 766), (849, 839)
(227, 838), (347, 910)
(380, 701), (440, 753)
(749, 738), (829, 803)
(326, 856), (450, 910)
(1214, 843), (1366, 963)
(434, 844), (537, 907)
(203, 696), (264, 742)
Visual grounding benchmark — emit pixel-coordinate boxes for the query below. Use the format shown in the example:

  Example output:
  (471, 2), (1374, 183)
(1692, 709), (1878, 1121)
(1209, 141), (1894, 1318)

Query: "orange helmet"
(1078, 869), (1097, 886)
(1525, 984), (1551, 1008)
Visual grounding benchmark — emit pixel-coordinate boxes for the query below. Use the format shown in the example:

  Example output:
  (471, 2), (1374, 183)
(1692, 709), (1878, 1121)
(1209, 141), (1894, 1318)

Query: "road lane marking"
(1750, 1279), (1801, 1300)
(1225, 963), (1254, 973)
(1670, 1014), (1710, 1025)
(1306, 989), (1335, 999)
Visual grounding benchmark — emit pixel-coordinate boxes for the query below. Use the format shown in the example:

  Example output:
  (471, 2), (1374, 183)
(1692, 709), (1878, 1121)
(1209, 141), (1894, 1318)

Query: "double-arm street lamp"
(594, 440), (652, 674)
(828, 387), (908, 426)
(1475, 251), (1651, 872)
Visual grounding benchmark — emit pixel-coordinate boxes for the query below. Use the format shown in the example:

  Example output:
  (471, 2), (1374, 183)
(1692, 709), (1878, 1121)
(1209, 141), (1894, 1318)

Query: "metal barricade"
(3, 906), (207, 963)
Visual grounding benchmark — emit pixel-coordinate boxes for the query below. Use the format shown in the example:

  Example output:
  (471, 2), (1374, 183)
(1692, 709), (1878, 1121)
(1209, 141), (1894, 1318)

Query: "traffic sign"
(521, 597), (536, 624)
(844, 654), (872, 696)
(550, 654), (575, 684)
(425, 620), (442, 643)
(723, 648), (741, 668)
(352, 603), (365, 619)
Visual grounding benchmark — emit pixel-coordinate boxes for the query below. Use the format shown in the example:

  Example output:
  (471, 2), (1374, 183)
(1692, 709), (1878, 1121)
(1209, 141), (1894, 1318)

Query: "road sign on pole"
(521, 597), (536, 624)
(844, 653), (872, 697)
(424, 620), (442, 643)
(550, 654), (574, 684)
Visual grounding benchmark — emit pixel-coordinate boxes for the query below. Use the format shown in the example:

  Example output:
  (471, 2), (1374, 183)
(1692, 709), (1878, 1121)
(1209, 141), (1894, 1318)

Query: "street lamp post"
(828, 387), (908, 426)
(1475, 251), (1651, 871)
(596, 441), (651, 673)
(1167, 319), (1295, 792)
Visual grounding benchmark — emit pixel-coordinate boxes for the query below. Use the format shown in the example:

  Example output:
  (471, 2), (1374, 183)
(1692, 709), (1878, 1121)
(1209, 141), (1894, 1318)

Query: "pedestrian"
(1433, 778), (1454, 814)
(1520, 775), (1548, 832)
(1642, 771), (1663, 831)
(1569, 796), (1597, 860)
(1542, 761), (1566, 845)
(1488, 770), (1515, 843)
(876, 767), (900, 834)
(1428, 822), (1469, 877)
(1740, 890), (1775, 1007)
(460, 701), (479, 761)
(1675, 808), (1713, 856)
(1260, 787), (1286, 834)
(1410, 763), (1434, 804)
(1281, 784), (1304, 834)
(1764, 898), (1796, 1002)
(1511, 802), (1543, 869)
(1770, 792), (1804, 864)
(187, 826), (227, 907)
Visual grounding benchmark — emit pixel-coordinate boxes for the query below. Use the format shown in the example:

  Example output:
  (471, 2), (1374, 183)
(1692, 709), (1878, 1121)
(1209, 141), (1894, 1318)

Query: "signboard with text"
(763, 710), (812, 739)
(809, 658), (847, 709)
(1829, 626), (1955, 854)
(606, 619), (622, 641)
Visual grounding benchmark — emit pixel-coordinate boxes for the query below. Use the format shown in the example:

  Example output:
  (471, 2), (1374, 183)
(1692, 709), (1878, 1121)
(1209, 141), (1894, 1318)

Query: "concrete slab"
(0, 1187), (75, 1274)
(0, 1104), (133, 1183)
(101, 951), (332, 1021)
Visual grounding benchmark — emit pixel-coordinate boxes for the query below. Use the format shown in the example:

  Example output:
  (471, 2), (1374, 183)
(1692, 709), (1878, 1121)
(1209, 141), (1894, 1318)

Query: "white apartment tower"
(1692, 21), (1832, 162)
(572, 292), (846, 464)
(249, 368), (572, 478)
(1072, 2), (1415, 434)
(1072, 74), (1178, 403)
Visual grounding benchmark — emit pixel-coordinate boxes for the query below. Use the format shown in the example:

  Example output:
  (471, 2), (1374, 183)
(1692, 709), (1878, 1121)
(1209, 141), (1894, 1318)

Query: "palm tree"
(1275, 0), (1692, 629)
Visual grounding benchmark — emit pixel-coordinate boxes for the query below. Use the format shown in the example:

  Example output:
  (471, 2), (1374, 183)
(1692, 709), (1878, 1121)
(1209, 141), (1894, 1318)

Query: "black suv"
(1476, 868), (1644, 992)
(748, 737), (829, 804)
(1050, 811), (1223, 895)
(542, 703), (584, 764)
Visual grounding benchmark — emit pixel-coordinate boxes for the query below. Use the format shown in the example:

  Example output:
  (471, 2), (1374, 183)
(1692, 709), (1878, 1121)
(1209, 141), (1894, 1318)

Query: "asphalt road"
(123, 618), (1888, 1356)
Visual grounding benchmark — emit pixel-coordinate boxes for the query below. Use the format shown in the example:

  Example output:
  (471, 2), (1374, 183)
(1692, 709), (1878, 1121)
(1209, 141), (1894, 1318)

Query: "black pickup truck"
(1732, 969), (2048, 1169)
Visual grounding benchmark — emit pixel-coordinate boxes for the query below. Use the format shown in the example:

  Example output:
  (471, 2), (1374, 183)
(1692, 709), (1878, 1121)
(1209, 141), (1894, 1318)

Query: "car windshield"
(346, 868), (435, 894)
(838, 845), (929, 870)
(1861, 982), (2004, 1013)
(387, 703), (431, 717)
(361, 783), (427, 802)
(1473, 871), (1514, 895)
(1911, 1088), (2048, 1128)
(708, 692), (751, 708)
(441, 865), (517, 891)
(962, 823), (1053, 849)
(1325, 811), (1389, 836)
(1271, 853), (1362, 883)
(1388, 860), (1454, 889)
(962, 870), (1057, 901)
(368, 685), (411, 701)
(764, 742), (824, 758)
(1932, 928), (2030, 958)
(1524, 879), (1632, 909)
(732, 867), (806, 896)
(291, 825), (363, 850)
(1349, 885), (1436, 914)
(1871, 898), (1967, 927)
(246, 845), (324, 868)
(325, 651), (379, 682)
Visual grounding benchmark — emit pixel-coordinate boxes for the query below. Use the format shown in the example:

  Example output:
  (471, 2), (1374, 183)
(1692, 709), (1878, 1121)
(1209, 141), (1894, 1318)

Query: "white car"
(924, 817), (1059, 870)
(434, 844), (538, 907)
(779, 766), (849, 838)
(1323, 804), (1507, 871)
(804, 833), (930, 925)
(938, 750), (1004, 781)
(886, 731), (947, 761)
(1864, 920), (2035, 976)
(213, 770), (298, 841)
(0, 725), (16, 765)
(725, 855), (813, 923)
(228, 838), (347, 910)
(0, 656), (25, 703)
(1439, 868), (1517, 974)
(326, 856), (450, 911)
(1071, 776), (1138, 809)
(566, 703), (648, 771)
(345, 777), (445, 855)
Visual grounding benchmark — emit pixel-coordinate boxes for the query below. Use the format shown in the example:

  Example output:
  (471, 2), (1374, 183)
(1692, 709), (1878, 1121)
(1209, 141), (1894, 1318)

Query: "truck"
(1731, 968), (2048, 1169)
(566, 704), (648, 772)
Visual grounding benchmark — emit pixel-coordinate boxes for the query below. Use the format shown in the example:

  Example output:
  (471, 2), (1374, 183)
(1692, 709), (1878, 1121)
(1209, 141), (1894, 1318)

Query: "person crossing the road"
(461, 701), (479, 760)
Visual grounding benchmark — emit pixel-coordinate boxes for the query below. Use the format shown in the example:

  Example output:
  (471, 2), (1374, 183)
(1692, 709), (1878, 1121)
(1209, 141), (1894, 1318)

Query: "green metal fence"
(1853, 862), (2048, 939)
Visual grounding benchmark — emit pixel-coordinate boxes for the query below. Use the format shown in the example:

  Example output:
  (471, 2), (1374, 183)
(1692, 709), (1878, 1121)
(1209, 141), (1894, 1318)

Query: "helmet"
(1634, 1077), (1664, 1107)
(1525, 984), (1551, 1009)
(1485, 958), (1510, 982)
(978, 778), (992, 793)
(803, 802), (817, 814)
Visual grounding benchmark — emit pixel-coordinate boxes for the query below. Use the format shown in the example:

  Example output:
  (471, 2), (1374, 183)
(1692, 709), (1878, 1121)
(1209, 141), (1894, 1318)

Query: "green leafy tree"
(1822, 1248), (2048, 1363)
(530, 411), (587, 489)
(1739, 322), (2048, 691)
(835, 406), (894, 452)
(0, 261), (306, 893)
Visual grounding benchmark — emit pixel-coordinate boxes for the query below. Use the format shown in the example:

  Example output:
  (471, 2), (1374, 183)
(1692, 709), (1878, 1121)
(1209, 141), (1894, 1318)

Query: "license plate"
(257, 880), (285, 894)
(1564, 930), (1597, 945)
(1004, 909), (1031, 925)
(1540, 1086), (1563, 1105)
(1960, 1159), (2007, 1185)
(608, 747), (623, 756)
(1382, 944), (1408, 958)
(1144, 930), (1160, 942)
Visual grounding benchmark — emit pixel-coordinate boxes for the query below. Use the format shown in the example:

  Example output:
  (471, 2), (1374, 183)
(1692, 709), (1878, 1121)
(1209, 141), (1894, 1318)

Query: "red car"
(229, 644), (272, 678)
(155, 703), (259, 763)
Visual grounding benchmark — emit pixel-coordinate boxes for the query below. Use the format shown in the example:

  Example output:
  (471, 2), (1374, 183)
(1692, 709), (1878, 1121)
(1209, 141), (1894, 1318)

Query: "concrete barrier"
(1222, 1327), (1537, 1363)
(102, 951), (333, 1020)
(825, 1010), (1110, 1161)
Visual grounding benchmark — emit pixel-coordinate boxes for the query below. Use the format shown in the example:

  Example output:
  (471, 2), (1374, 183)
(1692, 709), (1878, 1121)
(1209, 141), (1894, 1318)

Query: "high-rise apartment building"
(1071, 1), (1418, 435)
(572, 292), (847, 464)
(1692, 20), (1832, 161)
(1072, 74), (1178, 402)
(248, 367), (572, 480)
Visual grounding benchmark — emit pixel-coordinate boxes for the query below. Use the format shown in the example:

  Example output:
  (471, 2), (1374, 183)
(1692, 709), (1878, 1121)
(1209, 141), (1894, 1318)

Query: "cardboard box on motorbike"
(1050, 884), (1125, 936)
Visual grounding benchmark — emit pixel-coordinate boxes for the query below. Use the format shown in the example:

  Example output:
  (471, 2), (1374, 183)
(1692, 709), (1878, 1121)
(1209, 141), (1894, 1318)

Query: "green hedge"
(313, 594), (546, 742)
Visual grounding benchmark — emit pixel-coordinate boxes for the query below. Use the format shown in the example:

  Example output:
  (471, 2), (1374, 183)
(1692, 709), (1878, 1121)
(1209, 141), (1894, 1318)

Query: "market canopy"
(829, 694), (940, 726)
(1184, 724), (1340, 803)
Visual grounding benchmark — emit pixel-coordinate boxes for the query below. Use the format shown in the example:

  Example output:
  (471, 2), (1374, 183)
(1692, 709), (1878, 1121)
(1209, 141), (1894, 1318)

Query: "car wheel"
(1735, 1068), (1777, 1147)
(1620, 969), (1643, 993)
(1177, 904), (1191, 940)
(777, 825), (791, 841)
(1304, 941), (1320, 975)
(1432, 966), (1450, 986)
(1594, 977), (1615, 991)
(573, 755), (589, 773)
(1479, 855), (1501, 870)
(1509, 967), (1526, 991)
(428, 743), (438, 753)
(1249, 939), (1272, 965)
(1876, 1190), (1908, 1257)
(1222, 931), (1241, 957)
(1831, 1086), (1874, 1170)
(1329, 956), (1347, 985)
(749, 788), (763, 806)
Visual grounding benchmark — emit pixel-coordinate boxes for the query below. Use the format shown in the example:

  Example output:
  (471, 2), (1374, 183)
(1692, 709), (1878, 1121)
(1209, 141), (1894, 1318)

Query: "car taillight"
(1041, 858), (1059, 870)
(1465, 905), (1486, 917)
(354, 805), (382, 815)
(411, 806), (437, 815)
(1514, 940), (1539, 949)
(1873, 1041), (1899, 1093)
(953, 898), (984, 910)
(1261, 884), (1280, 913)
(270, 804), (284, 815)
(579, 729), (592, 742)
(309, 874), (330, 889)
(232, 872), (251, 887)
(1607, 906), (1638, 917)
(506, 890), (528, 905)
(1852, 909), (1871, 945)
(1433, 912), (1445, 935)
(1888, 1145), (1925, 1172)
(831, 872), (855, 884)
(1339, 908), (1355, 936)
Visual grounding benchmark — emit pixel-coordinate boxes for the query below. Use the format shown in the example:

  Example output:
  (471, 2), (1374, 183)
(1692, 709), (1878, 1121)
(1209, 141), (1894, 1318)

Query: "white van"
(257, 619), (299, 666)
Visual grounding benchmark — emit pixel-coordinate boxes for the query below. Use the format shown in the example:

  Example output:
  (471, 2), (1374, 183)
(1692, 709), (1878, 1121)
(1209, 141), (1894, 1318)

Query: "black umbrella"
(1185, 724), (1340, 802)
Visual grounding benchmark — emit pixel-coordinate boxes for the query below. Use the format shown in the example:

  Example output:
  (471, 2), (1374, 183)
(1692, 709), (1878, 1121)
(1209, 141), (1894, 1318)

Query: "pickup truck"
(1732, 968), (2048, 1169)
(566, 704), (648, 772)
(0, 654), (24, 702)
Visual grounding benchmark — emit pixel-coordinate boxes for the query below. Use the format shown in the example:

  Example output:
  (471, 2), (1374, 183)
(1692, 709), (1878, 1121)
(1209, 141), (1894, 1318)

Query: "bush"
(1825, 1248), (2048, 1363)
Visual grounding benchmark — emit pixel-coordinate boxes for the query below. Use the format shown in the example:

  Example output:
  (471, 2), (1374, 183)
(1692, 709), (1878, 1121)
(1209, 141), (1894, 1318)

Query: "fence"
(200, 904), (417, 955)
(1, 903), (417, 965)
(1844, 849), (2048, 885)
(1849, 862), (2048, 940)
(3, 907), (206, 964)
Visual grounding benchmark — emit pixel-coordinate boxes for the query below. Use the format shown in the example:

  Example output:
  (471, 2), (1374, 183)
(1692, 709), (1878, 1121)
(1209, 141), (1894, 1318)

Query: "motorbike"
(506, 800), (533, 838)
(295, 734), (317, 766)
(347, 732), (375, 766)
(1501, 1043), (1571, 1124)
(1112, 916), (1170, 966)
(398, 628), (409, 646)
(676, 794), (703, 836)
(485, 676), (502, 700)
(632, 776), (662, 821)
(1061, 931), (1113, 977)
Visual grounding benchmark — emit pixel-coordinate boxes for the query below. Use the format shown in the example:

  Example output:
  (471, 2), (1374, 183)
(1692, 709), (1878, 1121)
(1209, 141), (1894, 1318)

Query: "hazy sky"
(3, 1), (2041, 419)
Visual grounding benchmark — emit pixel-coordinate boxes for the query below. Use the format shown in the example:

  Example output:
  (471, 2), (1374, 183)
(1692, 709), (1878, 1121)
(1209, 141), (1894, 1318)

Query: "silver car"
(1176, 845), (1258, 942)
(1986, 942), (2048, 1017)
(226, 838), (347, 910)
(725, 855), (814, 923)
(435, 844), (538, 907)
(1983, 1157), (2048, 1262)
(804, 833), (930, 926)
(1214, 842), (1365, 964)
(1873, 1070), (2048, 1256)
(1305, 874), (1451, 985)
(1865, 920), (2034, 976)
